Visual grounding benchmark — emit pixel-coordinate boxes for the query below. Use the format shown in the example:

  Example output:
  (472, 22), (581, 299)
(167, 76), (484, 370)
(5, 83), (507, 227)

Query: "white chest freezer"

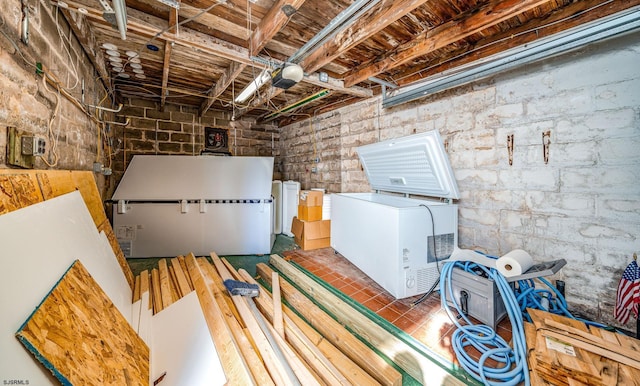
(331, 130), (460, 299)
(111, 155), (275, 257)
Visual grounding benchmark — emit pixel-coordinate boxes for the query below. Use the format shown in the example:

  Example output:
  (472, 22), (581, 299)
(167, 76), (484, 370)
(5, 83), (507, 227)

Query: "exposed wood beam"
(234, 86), (284, 119)
(299, 0), (431, 74)
(160, 6), (178, 110)
(60, 1), (256, 65)
(250, 0), (307, 56)
(180, 3), (250, 40)
(344, 0), (549, 87)
(394, 0), (640, 86)
(200, 0), (308, 116)
(199, 61), (246, 116)
(303, 73), (372, 98)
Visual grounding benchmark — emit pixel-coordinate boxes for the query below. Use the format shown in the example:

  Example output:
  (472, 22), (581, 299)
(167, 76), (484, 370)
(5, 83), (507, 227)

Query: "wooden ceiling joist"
(344, 0), (550, 87)
(299, 0), (431, 74)
(250, 0), (308, 56)
(200, 61), (246, 116)
(160, 7), (178, 110)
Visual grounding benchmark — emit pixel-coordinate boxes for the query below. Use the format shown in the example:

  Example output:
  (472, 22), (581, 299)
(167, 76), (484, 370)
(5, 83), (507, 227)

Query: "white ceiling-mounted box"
(331, 130), (459, 299)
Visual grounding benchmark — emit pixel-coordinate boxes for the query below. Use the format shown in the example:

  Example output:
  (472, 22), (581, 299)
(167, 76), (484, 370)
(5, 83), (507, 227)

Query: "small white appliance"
(111, 155), (275, 257)
(331, 130), (459, 299)
(272, 180), (283, 234)
(282, 180), (300, 237)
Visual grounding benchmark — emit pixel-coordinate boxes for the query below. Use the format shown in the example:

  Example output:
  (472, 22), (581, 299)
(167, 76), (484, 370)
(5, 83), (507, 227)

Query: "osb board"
(0, 170), (105, 226)
(0, 173), (44, 213)
(16, 260), (149, 385)
(0, 169), (133, 289)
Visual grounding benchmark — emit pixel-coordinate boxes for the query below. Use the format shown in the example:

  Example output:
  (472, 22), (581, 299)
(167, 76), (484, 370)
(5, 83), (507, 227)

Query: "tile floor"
(281, 246), (514, 368)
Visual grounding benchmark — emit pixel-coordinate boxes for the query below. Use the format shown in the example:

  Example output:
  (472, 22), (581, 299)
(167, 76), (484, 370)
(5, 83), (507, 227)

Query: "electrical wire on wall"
(39, 74), (61, 167)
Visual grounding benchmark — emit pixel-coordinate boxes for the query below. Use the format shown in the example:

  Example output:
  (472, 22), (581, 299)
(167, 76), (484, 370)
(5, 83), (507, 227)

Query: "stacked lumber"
(132, 252), (396, 385)
(526, 308), (640, 385)
(132, 255), (195, 314)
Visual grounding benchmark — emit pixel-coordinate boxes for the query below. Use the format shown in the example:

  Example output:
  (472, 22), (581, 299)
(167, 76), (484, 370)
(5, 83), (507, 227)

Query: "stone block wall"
(0, 1), (110, 194)
(111, 98), (280, 195)
(279, 31), (640, 327)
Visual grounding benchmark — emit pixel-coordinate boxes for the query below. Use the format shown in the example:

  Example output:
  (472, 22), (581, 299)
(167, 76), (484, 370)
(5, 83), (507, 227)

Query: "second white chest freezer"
(111, 155), (275, 258)
(331, 130), (460, 299)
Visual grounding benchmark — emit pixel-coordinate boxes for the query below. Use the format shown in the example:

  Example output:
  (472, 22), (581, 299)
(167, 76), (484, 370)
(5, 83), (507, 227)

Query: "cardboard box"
(298, 205), (322, 222)
(291, 217), (331, 251)
(299, 190), (323, 207)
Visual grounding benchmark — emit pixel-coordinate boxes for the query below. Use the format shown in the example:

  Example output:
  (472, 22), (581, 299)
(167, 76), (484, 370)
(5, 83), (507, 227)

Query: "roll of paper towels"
(496, 249), (534, 277)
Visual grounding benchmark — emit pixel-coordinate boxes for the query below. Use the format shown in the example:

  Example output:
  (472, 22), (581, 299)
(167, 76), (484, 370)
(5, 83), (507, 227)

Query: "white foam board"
(150, 292), (226, 386)
(0, 191), (133, 384)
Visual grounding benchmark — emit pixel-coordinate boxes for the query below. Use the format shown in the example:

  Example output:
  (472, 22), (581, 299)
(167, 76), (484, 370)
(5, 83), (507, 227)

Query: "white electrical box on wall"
(331, 130), (459, 299)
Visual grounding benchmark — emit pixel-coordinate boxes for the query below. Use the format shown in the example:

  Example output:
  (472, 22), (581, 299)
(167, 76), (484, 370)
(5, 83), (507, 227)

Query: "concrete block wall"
(0, 1), (109, 194)
(279, 31), (640, 327)
(112, 98), (280, 194)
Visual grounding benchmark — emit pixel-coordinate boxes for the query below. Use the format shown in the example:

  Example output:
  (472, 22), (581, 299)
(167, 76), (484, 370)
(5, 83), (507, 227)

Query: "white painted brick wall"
(280, 31), (640, 327)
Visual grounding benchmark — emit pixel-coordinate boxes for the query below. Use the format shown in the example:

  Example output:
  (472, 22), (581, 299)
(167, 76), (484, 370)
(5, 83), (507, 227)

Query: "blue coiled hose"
(440, 261), (530, 386)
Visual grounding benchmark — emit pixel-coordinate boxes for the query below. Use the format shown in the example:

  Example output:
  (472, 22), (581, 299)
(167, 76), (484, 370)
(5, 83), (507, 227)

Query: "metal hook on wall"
(542, 130), (551, 164)
(507, 134), (514, 166)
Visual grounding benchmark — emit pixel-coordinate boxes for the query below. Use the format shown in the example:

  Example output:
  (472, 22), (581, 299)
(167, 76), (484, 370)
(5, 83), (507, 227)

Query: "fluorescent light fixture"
(112, 0), (127, 40)
(383, 7), (640, 108)
(234, 70), (271, 103)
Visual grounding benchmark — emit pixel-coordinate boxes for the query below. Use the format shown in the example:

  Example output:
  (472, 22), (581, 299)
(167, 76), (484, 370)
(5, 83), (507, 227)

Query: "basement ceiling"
(55, 0), (637, 125)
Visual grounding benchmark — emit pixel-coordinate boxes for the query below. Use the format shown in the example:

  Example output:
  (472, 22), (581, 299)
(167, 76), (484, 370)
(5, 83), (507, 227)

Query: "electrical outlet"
(7, 127), (36, 168)
(21, 136), (46, 156)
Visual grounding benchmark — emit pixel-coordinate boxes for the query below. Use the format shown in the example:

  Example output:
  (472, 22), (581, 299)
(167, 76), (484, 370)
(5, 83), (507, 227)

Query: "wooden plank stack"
(526, 308), (640, 385)
(132, 252), (397, 385)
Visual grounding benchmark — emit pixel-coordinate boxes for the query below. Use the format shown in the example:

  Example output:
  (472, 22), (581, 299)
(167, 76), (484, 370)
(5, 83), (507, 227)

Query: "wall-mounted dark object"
(507, 134), (514, 166)
(203, 127), (231, 155)
(542, 130), (551, 164)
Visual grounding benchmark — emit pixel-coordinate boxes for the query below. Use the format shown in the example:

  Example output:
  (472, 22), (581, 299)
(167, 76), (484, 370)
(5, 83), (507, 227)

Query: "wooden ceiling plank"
(199, 61), (246, 116)
(394, 0), (640, 86)
(344, 0), (550, 87)
(251, 0), (308, 56)
(235, 87), (285, 119)
(61, 1), (256, 65)
(160, 7), (178, 110)
(299, 0), (432, 74)
(180, 3), (250, 40)
(303, 73), (372, 98)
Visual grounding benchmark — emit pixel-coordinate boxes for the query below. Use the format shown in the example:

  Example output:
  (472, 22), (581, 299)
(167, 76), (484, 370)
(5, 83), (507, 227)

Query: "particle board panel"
(0, 191), (134, 384)
(71, 170), (107, 226)
(36, 171), (76, 199)
(0, 173), (44, 214)
(15, 260), (149, 385)
(150, 291), (226, 386)
(0, 169), (134, 289)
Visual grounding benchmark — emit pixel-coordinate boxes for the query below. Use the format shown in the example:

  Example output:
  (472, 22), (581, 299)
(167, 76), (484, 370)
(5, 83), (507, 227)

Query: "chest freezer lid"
(357, 130), (460, 199)
(112, 155), (274, 200)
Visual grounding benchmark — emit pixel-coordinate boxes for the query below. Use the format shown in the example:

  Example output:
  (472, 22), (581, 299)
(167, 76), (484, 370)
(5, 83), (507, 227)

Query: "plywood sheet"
(0, 192), (134, 384)
(0, 169), (133, 289)
(16, 260), (149, 385)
